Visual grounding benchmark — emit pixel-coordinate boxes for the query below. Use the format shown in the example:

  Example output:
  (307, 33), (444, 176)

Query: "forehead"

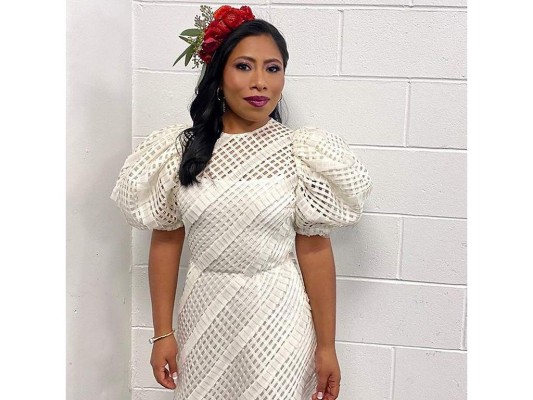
(228, 35), (282, 61)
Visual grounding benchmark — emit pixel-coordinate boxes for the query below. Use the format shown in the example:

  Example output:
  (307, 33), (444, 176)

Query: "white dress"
(110, 117), (373, 400)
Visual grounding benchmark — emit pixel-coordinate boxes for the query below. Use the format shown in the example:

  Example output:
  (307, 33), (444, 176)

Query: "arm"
(149, 226), (186, 336)
(148, 226), (185, 390)
(295, 233), (336, 350)
(296, 233), (341, 399)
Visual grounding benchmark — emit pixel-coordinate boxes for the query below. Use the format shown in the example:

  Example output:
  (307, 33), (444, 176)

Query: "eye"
(235, 63), (282, 73)
(236, 63), (251, 70)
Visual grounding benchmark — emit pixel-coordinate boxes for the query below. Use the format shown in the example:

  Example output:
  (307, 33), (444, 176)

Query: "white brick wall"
(131, 1), (467, 399)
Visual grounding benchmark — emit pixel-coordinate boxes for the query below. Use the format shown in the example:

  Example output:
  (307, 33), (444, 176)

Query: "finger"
(328, 382), (340, 398)
(315, 373), (328, 400)
(153, 365), (166, 386)
(163, 367), (175, 388)
(154, 365), (173, 389)
(325, 389), (338, 400)
(168, 355), (179, 387)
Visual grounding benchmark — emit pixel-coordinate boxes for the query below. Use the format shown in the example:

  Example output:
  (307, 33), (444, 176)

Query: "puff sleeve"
(292, 125), (373, 238)
(110, 123), (188, 231)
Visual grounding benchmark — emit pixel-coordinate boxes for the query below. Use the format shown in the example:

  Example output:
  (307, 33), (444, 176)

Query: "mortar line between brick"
(336, 10), (343, 76)
(461, 291), (467, 350)
(133, 1), (467, 11)
(390, 347), (396, 400)
(397, 217), (404, 279)
(134, 68), (467, 82)
(271, 4), (468, 12)
(337, 275), (467, 288)
(129, 228), (134, 274)
(132, 387), (169, 393)
(334, 340), (467, 353)
(363, 211), (466, 220)
(403, 81), (411, 146)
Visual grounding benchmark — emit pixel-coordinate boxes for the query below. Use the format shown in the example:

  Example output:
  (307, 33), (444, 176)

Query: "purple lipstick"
(244, 96), (270, 107)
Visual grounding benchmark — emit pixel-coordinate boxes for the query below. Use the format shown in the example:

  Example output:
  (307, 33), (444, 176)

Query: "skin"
(219, 34), (285, 134)
(296, 234), (342, 400)
(149, 34), (341, 400)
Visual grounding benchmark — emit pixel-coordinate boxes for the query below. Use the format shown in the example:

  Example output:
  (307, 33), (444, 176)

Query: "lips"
(244, 96), (269, 107)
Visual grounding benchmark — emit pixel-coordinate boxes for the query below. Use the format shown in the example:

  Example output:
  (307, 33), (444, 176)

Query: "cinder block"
(393, 347), (467, 400)
(132, 228), (190, 268)
(284, 77), (407, 145)
(133, 71), (197, 137)
(408, 82), (467, 149)
(269, 8), (339, 75)
(333, 214), (400, 280)
(401, 216), (467, 284)
(356, 147), (466, 218)
(132, 328), (161, 388)
(335, 342), (393, 400)
(342, 9), (466, 78)
(132, 229), (151, 266)
(462, 296), (467, 350)
(336, 279), (465, 349)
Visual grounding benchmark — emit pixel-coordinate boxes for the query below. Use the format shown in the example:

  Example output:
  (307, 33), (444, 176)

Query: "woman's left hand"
(312, 345), (341, 400)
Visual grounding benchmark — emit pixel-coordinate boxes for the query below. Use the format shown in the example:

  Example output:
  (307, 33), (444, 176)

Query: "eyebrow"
(234, 56), (282, 64)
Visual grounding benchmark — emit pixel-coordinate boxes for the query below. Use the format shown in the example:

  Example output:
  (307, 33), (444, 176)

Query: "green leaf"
(180, 28), (201, 36)
(179, 35), (195, 45)
(185, 49), (193, 66)
(172, 44), (194, 67)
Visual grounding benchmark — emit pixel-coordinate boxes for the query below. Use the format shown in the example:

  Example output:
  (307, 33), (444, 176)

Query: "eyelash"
(236, 63), (282, 73)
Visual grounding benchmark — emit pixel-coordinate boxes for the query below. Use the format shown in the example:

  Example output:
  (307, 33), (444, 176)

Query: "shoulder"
(110, 121), (190, 230)
(291, 124), (347, 146)
(132, 122), (191, 158)
(146, 123), (191, 139)
(290, 124), (357, 169)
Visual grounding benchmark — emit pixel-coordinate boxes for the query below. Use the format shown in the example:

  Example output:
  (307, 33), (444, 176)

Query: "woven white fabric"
(110, 117), (373, 399)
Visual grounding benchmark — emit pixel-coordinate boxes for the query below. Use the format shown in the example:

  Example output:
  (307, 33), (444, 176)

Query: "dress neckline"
(221, 117), (274, 136)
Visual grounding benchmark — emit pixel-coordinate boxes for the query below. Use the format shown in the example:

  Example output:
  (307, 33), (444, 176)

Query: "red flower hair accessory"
(173, 4), (256, 69)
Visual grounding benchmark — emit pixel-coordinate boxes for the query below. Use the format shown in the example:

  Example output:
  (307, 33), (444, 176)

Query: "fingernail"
(172, 372), (178, 380)
(317, 392), (323, 399)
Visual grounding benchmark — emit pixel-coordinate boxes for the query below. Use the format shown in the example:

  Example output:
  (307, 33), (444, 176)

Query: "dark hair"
(177, 19), (289, 187)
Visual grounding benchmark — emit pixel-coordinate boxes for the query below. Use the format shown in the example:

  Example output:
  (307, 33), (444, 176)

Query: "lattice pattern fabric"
(292, 125), (373, 237)
(110, 118), (373, 400)
(110, 124), (187, 231)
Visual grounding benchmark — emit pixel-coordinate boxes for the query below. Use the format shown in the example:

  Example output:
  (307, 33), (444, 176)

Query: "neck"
(222, 112), (270, 134)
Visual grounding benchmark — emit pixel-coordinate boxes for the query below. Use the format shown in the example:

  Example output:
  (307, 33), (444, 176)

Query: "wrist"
(153, 325), (174, 337)
(149, 328), (176, 344)
(316, 342), (336, 351)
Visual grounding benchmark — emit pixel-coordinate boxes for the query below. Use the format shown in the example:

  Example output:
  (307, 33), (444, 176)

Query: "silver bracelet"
(149, 329), (176, 344)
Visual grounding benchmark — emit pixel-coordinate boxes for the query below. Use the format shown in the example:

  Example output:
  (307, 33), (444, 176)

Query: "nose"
(252, 69), (267, 90)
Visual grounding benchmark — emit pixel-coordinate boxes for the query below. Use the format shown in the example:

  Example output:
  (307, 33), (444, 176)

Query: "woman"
(110, 5), (373, 400)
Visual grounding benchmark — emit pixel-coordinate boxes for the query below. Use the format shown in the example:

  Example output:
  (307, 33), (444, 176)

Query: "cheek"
(224, 71), (247, 92)
(273, 79), (285, 95)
